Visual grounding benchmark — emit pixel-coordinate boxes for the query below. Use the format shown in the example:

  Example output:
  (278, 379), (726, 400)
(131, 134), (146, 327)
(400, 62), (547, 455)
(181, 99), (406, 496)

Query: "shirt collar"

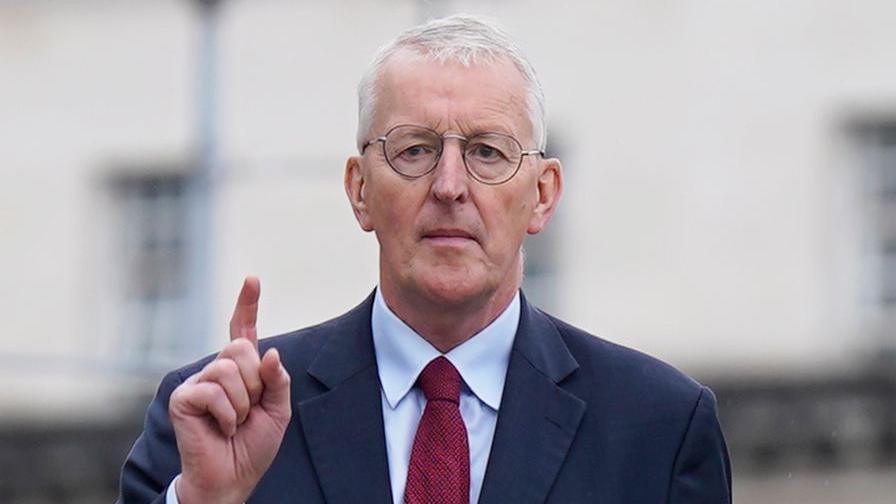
(371, 288), (519, 412)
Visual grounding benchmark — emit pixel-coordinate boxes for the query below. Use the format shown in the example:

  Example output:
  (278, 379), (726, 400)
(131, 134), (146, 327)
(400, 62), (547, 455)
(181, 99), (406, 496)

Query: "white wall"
(2, 0), (895, 418)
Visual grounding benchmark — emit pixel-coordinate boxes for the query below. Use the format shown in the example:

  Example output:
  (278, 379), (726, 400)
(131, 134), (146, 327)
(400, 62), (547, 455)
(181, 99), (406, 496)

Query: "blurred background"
(1, 0), (895, 502)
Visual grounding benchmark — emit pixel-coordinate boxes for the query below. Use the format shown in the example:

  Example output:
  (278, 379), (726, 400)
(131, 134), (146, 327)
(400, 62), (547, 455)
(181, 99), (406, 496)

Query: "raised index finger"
(229, 276), (260, 349)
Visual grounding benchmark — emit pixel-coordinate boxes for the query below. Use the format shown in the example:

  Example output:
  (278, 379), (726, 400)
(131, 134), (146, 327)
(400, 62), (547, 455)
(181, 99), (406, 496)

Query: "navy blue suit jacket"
(119, 292), (732, 503)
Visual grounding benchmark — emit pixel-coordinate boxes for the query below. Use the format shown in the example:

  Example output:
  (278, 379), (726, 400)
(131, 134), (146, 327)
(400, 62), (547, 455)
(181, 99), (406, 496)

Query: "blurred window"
(880, 141), (896, 305)
(853, 123), (896, 306)
(868, 129), (896, 305)
(109, 172), (189, 367)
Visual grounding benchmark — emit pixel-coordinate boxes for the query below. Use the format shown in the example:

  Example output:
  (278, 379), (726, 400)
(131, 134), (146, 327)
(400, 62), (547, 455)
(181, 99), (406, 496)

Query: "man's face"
(345, 50), (562, 311)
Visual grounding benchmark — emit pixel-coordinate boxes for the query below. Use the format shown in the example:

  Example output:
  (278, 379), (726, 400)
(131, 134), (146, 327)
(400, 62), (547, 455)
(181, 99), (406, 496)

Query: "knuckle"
(220, 338), (248, 359)
(228, 338), (246, 353)
(199, 381), (223, 401)
(169, 385), (186, 405)
(232, 337), (255, 354)
(171, 373), (200, 400)
(220, 338), (246, 356)
(216, 344), (232, 360)
(216, 357), (239, 375)
(201, 360), (221, 378)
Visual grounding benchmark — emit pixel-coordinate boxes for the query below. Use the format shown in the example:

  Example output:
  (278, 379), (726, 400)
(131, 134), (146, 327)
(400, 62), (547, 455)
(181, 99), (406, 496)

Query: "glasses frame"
(361, 124), (544, 185)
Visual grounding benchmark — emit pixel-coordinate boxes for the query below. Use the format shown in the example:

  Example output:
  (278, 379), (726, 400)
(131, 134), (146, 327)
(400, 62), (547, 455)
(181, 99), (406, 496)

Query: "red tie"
(404, 356), (470, 504)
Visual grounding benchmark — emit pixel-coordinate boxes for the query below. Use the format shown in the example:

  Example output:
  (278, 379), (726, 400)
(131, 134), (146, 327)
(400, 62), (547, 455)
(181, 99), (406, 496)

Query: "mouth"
(421, 228), (478, 246)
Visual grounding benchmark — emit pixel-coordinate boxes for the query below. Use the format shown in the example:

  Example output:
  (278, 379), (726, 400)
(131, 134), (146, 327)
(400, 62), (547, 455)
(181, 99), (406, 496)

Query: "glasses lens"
(464, 133), (522, 183)
(384, 126), (441, 177)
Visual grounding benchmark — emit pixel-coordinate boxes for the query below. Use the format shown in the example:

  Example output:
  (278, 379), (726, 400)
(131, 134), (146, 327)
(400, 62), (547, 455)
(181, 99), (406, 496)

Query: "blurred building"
(1, 0), (895, 502)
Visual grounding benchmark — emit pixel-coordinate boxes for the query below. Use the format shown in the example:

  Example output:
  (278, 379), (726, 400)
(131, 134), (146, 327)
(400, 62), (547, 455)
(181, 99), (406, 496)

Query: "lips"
(421, 228), (478, 244)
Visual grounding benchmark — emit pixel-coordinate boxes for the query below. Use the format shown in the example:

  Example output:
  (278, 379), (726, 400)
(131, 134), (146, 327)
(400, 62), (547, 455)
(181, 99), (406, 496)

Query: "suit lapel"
(296, 294), (393, 504)
(293, 292), (584, 503)
(478, 295), (586, 504)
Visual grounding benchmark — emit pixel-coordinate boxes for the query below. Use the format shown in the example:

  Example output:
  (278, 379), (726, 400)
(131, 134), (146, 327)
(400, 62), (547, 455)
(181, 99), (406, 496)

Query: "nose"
(430, 138), (470, 203)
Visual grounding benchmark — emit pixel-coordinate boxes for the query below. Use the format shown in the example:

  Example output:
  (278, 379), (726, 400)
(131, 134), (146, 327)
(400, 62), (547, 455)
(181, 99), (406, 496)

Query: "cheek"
(368, 178), (425, 239)
(482, 192), (532, 248)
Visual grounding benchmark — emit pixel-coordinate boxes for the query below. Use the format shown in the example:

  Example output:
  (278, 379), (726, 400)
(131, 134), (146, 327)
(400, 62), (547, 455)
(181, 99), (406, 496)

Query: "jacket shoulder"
(544, 313), (707, 407)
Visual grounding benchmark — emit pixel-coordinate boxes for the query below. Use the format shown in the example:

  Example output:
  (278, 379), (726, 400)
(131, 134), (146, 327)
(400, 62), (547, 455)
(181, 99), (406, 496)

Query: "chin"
(414, 265), (492, 307)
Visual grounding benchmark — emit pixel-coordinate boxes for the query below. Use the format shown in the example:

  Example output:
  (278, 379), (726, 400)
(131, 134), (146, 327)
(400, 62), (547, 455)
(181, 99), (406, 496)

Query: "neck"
(379, 281), (519, 353)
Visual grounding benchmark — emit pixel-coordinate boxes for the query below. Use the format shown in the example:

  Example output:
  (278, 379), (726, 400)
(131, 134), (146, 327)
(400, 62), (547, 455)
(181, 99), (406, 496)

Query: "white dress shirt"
(167, 288), (519, 504)
(372, 288), (519, 504)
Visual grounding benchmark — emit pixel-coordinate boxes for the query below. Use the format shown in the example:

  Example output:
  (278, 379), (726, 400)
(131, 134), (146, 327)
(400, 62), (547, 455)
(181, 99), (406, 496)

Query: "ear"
(526, 158), (563, 235)
(344, 156), (374, 232)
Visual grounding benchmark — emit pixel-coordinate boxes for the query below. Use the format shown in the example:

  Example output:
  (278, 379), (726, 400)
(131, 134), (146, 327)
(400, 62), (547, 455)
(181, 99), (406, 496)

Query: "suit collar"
(479, 292), (586, 504)
(372, 287), (519, 411)
(297, 292), (393, 504)
(296, 291), (585, 504)
(512, 292), (579, 383)
(304, 290), (576, 389)
(305, 292), (378, 389)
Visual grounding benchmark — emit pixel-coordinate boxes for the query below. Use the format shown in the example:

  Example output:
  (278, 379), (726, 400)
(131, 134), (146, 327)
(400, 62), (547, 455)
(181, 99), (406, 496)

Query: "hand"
(168, 277), (292, 504)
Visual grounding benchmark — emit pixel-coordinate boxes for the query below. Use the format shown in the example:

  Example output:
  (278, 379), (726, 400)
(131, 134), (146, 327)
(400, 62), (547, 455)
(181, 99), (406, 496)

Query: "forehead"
(374, 50), (532, 139)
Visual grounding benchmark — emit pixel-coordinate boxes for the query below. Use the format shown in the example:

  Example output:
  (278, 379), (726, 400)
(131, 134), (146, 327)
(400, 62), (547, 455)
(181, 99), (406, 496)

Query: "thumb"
(259, 348), (291, 424)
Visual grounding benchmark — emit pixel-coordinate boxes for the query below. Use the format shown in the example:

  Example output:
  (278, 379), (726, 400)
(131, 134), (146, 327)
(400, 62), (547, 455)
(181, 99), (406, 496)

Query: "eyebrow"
(420, 122), (519, 138)
(396, 112), (523, 138)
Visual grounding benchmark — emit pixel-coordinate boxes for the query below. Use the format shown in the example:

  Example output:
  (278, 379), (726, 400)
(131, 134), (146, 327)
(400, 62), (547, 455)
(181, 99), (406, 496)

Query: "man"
(119, 14), (731, 504)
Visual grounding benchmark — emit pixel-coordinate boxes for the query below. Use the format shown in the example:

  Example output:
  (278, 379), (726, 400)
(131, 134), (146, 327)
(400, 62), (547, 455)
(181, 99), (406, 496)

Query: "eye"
(468, 142), (508, 163)
(396, 144), (436, 161)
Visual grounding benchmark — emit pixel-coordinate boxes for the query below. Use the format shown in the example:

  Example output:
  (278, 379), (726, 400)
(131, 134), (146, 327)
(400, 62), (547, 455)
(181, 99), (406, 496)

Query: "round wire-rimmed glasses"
(361, 124), (544, 185)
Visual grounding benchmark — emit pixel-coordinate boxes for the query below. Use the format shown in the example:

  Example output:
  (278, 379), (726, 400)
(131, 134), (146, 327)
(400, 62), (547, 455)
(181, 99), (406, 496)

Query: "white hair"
(356, 14), (547, 153)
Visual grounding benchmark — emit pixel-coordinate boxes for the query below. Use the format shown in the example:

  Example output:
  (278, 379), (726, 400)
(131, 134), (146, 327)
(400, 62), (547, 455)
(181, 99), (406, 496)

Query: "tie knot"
(417, 356), (461, 403)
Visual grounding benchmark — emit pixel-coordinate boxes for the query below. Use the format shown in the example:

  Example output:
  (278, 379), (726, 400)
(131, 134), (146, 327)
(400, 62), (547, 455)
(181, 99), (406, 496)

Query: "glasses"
(361, 124), (543, 185)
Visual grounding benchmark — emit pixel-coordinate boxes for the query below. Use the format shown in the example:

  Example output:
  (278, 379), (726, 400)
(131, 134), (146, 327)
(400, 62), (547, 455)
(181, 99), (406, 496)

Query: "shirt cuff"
(165, 474), (246, 504)
(166, 474), (181, 504)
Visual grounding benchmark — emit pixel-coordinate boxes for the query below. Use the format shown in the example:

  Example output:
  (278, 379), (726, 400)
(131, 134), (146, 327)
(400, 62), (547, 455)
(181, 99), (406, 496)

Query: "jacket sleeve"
(117, 370), (186, 504)
(667, 386), (733, 504)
